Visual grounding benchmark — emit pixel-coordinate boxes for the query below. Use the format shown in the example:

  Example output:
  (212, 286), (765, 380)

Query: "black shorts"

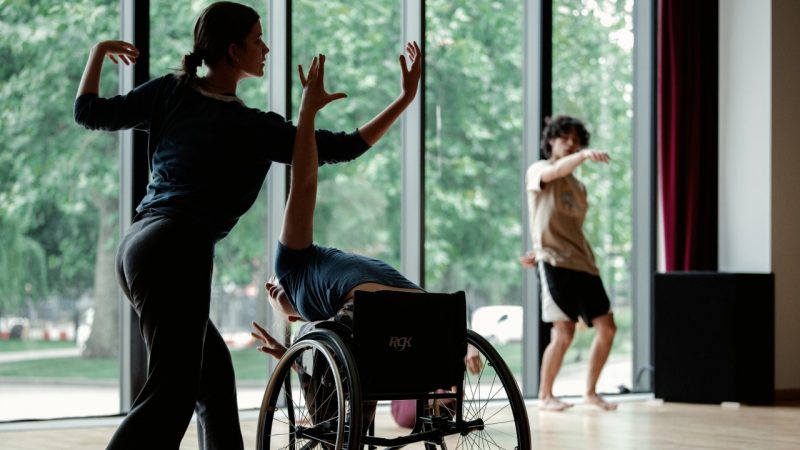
(538, 262), (611, 326)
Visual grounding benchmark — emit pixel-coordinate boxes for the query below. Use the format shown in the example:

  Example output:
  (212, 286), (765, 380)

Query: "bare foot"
(584, 394), (618, 411)
(539, 397), (573, 411)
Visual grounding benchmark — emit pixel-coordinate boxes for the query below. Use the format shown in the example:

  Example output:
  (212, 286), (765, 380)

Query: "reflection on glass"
(551, 0), (634, 395)
(292, 0), (402, 268)
(0, 0), (120, 420)
(425, 0), (524, 385)
(149, 0), (270, 410)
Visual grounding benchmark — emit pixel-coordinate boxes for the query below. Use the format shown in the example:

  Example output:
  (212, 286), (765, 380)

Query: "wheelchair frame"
(256, 295), (531, 450)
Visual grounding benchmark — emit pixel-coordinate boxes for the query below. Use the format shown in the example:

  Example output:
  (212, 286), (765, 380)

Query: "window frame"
(114, 0), (655, 412)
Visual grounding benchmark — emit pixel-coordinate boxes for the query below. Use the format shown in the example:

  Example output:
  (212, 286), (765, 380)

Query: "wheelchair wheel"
(257, 330), (362, 450)
(439, 330), (531, 450)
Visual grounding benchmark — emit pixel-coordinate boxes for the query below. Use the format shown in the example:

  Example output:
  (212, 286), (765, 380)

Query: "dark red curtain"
(657, 0), (718, 271)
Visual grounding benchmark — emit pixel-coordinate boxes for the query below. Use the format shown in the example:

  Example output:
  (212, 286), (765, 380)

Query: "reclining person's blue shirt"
(275, 242), (421, 322)
(74, 74), (370, 241)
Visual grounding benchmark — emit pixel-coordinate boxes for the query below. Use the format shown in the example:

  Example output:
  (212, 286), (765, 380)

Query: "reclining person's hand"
(251, 321), (287, 360)
(298, 54), (347, 115)
(465, 344), (483, 374)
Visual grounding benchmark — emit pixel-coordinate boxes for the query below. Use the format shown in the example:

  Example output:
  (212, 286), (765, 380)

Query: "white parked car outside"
(470, 305), (523, 344)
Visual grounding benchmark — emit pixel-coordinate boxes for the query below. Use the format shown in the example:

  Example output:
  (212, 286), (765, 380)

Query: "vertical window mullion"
(401, 0), (424, 286)
(265, 0), (290, 376)
(119, 0), (149, 413)
(632, 0), (656, 393)
(265, 1), (289, 278)
(521, 0), (548, 399)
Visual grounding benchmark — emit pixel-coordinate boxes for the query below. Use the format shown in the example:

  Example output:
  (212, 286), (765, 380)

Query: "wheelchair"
(256, 290), (531, 450)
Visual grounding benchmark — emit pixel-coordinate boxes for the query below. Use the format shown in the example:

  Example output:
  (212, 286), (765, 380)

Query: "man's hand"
(519, 250), (536, 268)
(580, 149), (610, 164)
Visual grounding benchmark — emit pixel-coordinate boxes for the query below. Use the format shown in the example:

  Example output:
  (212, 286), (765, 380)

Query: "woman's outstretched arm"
(76, 40), (139, 98)
(266, 42), (421, 166)
(279, 54), (347, 249)
(356, 41), (422, 146)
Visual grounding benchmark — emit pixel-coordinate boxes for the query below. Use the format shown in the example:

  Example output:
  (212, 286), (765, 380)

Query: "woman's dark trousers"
(107, 214), (244, 450)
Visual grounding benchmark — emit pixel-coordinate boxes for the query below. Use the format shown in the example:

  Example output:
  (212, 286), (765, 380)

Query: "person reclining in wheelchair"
(250, 46), (481, 432)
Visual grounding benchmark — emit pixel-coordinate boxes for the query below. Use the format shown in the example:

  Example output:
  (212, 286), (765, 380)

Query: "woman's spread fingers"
(399, 55), (408, 74)
(121, 44), (138, 56)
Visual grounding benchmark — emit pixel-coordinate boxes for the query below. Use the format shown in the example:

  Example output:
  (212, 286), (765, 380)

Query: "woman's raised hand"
(399, 41), (422, 102)
(77, 40), (138, 97)
(298, 54), (347, 114)
(95, 40), (139, 65)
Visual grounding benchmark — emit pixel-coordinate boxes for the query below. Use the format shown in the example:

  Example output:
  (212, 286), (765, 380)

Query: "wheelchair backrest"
(352, 290), (467, 398)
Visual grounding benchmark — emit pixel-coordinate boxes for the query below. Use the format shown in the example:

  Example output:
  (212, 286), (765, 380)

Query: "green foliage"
(0, 0), (119, 312)
(0, 0), (635, 378)
(0, 346), (258, 381)
(0, 217), (48, 311)
(424, 0), (525, 305)
(0, 339), (76, 352)
(0, 355), (118, 378)
(231, 346), (270, 381)
(552, 0), (634, 305)
(292, 0), (402, 268)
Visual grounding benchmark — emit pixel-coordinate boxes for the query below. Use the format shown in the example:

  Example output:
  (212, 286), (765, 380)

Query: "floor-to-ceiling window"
(0, 0), (651, 424)
(292, 0), (403, 269)
(425, 0), (525, 385)
(0, 0), (121, 420)
(550, 0), (635, 395)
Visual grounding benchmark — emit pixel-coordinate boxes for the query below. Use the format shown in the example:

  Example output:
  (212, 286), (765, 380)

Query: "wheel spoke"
(257, 331), (361, 450)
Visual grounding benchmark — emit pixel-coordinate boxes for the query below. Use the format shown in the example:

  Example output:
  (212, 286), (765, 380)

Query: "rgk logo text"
(389, 336), (413, 351)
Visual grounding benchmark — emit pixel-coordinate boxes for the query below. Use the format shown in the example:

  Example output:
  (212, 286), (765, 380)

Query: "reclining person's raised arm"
(279, 54), (347, 250)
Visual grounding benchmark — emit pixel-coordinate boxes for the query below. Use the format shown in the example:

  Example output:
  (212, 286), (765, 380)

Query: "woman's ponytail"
(180, 50), (204, 81)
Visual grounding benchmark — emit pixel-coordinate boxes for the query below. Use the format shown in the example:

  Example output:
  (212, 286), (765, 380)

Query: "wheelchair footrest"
(361, 421), (457, 447)
(418, 414), (455, 427)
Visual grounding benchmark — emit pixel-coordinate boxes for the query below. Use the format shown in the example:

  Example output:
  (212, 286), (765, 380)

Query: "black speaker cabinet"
(654, 272), (774, 404)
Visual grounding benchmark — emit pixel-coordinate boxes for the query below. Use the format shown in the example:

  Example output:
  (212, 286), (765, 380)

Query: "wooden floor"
(1, 398), (799, 449)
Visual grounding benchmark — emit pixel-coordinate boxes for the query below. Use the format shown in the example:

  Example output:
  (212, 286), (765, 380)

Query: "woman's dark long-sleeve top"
(74, 74), (370, 241)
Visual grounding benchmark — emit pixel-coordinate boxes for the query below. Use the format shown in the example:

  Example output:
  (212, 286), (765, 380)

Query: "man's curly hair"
(539, 115), (591, 159)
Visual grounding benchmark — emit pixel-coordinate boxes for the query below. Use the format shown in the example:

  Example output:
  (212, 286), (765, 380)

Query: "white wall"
(718, 0), (771, 272)
(719, 0), (800, 393)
